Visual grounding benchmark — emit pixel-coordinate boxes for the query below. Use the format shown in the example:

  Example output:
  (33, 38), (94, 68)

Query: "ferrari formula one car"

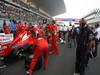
(0, 30), (42, 70)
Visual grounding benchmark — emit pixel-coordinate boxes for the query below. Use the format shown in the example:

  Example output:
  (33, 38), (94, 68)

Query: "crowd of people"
(0, 18), (100, 75)
(0, 19), (61, 75)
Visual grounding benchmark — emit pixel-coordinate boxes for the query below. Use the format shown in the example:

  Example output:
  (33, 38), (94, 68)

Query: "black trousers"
(63, 31), (67, 40)
(94, 39), (98, 57)
(75, 46), (88, 75)
(11, 31), (16, 36)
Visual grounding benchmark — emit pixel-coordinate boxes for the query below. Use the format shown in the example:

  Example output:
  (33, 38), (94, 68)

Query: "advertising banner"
(0, 33), (13, 44)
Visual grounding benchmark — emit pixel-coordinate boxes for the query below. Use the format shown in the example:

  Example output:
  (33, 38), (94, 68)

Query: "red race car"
(0, 30), (33, 57)
(0, 30), (42, 70)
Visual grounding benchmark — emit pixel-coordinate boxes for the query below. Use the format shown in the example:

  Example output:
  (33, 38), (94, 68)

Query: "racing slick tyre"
(25, 54), (42, 71)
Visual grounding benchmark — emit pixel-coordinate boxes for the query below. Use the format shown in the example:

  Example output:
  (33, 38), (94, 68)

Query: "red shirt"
(16, 24), (29, 33)
(32, 27), (45, 37)
(3, 25), (10, 34)
(46, 25), (52, 34)
(50, 34), (58, 43)
(32, 27), (40, 33)
(21, 24), (29, 31)
(16, 24), (22, 33)
(33, 38), (48, 50)
(49, 23), (58, 34)
(51, 24), (57, 31)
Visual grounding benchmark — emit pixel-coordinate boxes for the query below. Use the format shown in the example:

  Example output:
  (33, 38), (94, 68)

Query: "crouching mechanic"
(26, 30), (49, 75)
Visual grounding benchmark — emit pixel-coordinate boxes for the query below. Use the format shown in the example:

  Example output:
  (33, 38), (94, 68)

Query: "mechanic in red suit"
(49, 21), (59, 54)
(16, 21), (22, 34)
(3, 20), (10, 34)
(38, 29), (45, 38)
(16, 22), (29, 34)
(46, 21), (58, 38)
(26, 30), (49, 75)
(32, 25), (45, 38)
(50, 31), (59, 54)
(45, 22), (53, 36)
(50, 21), (58, 31)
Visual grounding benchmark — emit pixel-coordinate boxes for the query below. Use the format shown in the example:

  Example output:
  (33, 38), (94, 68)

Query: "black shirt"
(75, 26), (94, 46)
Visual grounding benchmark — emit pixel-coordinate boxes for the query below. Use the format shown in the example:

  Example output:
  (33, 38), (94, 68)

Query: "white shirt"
(62, 26), (68, 31)
(68, 26), (72, 31)
(95, 27), (100, 40)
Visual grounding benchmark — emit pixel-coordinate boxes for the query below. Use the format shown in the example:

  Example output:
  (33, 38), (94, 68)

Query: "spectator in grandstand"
(8, 20), (16, 35)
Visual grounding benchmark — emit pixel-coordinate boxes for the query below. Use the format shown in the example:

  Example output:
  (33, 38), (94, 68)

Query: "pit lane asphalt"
(2, 41), (100, 75)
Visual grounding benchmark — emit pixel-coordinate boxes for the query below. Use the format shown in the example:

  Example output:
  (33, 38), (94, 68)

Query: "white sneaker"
(60, 40), (64, 43)
(73, 73), (80, 75)
(64, 41), (66, 44)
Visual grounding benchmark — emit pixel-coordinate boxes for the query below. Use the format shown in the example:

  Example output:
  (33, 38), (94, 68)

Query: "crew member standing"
(3, 20), (10, 34)
(74, 18), (95, 75)
(49, 21), (59, 54)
